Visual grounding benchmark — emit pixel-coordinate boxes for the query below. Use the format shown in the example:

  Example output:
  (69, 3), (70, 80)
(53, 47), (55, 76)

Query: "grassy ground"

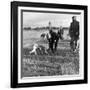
(22, 41), (79, 78)
(22, 30), (79, 78)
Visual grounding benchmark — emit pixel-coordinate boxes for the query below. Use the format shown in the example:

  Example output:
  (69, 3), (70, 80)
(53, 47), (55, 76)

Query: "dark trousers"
(70, 34), (79, 51)
(49, 41), (54, 52)
(55, 40), (58, 51)
(48, 39), (58, 52)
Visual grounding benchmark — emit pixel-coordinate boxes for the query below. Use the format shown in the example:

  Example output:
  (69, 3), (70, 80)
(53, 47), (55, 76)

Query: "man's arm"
(76, 21), (79, 36)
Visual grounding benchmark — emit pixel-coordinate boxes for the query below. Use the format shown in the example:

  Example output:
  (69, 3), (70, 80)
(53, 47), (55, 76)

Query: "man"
(48, 22), (55, 52)
(58, 26), (63, 40)
(69, 16), (79, 52)
(47, 21), (59, 52)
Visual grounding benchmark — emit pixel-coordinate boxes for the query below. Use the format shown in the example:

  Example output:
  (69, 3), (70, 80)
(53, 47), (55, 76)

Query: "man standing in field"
(69, 16), (79, 52)
(47, 21), (60, 52)
(58, 26), (63, 40)
(47, 21), (54, 52)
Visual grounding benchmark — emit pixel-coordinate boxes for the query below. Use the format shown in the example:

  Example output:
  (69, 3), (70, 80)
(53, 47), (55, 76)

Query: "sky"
(23, 12), (81, 28)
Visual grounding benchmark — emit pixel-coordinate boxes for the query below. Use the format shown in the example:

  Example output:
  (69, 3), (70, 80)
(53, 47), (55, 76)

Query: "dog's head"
(33, 43), (38, 49)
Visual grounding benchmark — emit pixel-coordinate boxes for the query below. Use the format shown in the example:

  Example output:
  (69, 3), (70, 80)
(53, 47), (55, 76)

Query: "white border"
(18, 6), (84, 83)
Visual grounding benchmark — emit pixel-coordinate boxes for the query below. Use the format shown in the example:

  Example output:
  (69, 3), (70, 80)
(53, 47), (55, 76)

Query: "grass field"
(21, 30), (79, 78)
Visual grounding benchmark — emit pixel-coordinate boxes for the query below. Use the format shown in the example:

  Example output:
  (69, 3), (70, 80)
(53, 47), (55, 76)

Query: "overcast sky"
(23, 12), (81, 28)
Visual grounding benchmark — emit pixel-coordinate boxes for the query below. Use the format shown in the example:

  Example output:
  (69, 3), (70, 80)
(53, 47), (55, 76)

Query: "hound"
(29, 43), (48, 55)
(29, 43), (38, 55)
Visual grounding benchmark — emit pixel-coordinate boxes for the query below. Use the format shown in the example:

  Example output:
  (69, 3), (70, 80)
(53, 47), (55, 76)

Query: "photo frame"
(11, 1), (88, 88)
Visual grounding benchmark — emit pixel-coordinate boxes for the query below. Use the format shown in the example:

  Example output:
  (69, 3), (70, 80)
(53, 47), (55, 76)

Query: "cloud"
(23, 12), (80, 27)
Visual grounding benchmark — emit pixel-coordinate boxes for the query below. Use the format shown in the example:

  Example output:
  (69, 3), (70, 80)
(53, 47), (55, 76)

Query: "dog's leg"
(35, 51), (37, 55)
(29, 50), (33, 54)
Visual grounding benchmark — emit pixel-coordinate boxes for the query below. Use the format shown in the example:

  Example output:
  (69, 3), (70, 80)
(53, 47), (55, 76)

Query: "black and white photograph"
(11, 1), (87, 88)
(22, 12), (80, 77)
